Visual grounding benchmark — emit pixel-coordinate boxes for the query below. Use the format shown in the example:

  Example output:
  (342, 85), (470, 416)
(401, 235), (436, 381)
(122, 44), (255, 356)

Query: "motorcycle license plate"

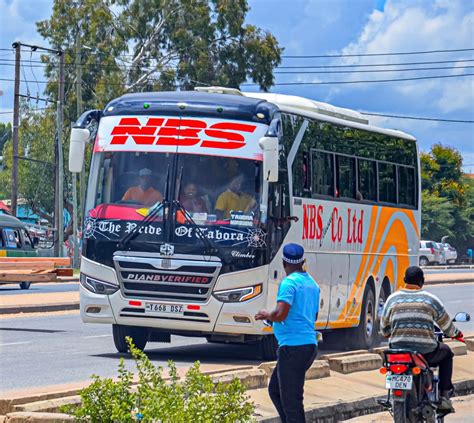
(386, 374), (413, 390)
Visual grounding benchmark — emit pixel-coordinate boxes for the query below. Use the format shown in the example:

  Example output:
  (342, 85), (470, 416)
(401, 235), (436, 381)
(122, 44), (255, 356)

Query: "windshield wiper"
(118, 165), (170, 248)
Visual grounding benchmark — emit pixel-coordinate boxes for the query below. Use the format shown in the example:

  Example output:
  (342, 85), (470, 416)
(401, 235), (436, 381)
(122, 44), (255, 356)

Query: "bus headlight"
(80, 273), (119, 295)
(213, 284), (262, 303)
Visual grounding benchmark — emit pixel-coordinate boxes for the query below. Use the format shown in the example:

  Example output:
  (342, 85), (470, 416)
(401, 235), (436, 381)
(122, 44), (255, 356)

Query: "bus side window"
(335, 155), (356, 199)
(4, 228), (19, 248)
(378, 162), (397, 203)
(22, 229), (33, 248)
(0, 229), (5, 248)
(358, 159), (377, 201)
(398, 166), (416, 207)
(311, 150), (334, 197)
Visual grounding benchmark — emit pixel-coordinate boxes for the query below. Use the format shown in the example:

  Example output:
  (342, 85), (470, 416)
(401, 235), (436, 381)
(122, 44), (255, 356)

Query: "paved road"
(0, 282), (79, 295)
(0, 313), (263, 393)
(0, 283), (472, 393)
(425, 283), (474, 334)
(344, 394), (474, 422)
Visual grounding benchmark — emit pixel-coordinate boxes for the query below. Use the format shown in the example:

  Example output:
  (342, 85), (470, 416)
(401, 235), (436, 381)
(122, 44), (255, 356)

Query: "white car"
(442, 243), (457, 264)
(419, 240), (444, 266)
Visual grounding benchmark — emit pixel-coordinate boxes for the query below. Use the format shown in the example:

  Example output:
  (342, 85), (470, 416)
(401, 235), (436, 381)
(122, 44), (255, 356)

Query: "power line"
(3, 71), (474, 87)
(3, 60), (474, 76)
(277, 59), (474, 69)
(2, 57), (474, 69)
(361, 112), (474, 123)
(275, 65), (474, 74)
(242, 73), (474, 86)
(282, 48), (474, 58)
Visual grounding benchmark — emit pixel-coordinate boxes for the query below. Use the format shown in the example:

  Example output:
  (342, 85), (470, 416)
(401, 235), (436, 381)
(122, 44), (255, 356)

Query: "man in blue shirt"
(255, 243), (320, 423)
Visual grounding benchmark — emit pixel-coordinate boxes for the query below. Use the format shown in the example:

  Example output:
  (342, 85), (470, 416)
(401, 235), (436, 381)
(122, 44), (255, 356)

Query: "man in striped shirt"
(380, 266), (463, 411)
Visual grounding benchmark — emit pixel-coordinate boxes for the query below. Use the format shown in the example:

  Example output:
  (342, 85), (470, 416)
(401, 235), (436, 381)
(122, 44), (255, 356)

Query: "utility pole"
(71, 34), (82, 268)
(54, 51), (65, 256)
(11, 42), (21, 217)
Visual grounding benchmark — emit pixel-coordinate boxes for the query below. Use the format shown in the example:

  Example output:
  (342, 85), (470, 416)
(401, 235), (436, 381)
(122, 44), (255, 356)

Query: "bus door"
(327, 254), (350, 325)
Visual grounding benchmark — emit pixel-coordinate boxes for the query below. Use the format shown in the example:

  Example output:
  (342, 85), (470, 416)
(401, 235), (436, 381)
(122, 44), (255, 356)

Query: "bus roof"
(0, 214), (26, 229)
(243, 92), (416, 141)
(196, 87), (416, 142)
(103, 91), (279, 125)
(103, 89), (416, 142)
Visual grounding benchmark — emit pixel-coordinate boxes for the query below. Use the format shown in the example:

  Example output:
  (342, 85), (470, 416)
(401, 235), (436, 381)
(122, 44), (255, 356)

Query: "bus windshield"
(84, 151), (264, 247)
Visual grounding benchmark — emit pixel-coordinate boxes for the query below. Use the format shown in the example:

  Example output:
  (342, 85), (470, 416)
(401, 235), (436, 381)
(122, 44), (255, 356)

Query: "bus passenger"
(215, 175), (256, 219)
(122, 168), (163, 207)
(179, 183), (208, 213)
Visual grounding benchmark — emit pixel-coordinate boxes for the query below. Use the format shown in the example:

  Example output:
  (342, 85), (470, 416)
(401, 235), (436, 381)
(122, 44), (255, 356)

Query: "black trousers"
(268, 344), (317, 423)
(423, 342), (454, 392)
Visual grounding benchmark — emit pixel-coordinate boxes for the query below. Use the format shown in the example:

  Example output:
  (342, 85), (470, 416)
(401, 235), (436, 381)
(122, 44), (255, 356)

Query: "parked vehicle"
(378, 312), (469, 423)
(419, 241), (444, 266)
(0, 214), (39, 289)
(441, 243), (457, 265)
(435, 243), (447, 265)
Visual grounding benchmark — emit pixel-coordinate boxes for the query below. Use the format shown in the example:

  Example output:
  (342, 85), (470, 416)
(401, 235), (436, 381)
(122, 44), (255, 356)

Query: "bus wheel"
(260, 335), (278, 361)
(375, 283), (391, 345)
(347, 286), (376, 350)
(19, 282), (31, 290)
(112, 324), (149, 353)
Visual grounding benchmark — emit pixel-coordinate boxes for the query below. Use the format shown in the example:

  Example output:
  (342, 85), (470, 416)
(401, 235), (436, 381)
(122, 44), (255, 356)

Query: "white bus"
(69, 88), (420, 359)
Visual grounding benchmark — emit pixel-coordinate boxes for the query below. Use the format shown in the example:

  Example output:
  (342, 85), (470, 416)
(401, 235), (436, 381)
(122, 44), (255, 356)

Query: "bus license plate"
(386, 374), (413, 390)
(145, 303), (184, 315)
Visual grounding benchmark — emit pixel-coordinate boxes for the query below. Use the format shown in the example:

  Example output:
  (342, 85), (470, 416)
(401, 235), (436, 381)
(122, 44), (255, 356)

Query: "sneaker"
(437, 396), (455, 413)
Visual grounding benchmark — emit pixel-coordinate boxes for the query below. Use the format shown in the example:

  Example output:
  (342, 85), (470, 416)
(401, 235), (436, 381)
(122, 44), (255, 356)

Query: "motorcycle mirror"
(453, 312), (470, 322)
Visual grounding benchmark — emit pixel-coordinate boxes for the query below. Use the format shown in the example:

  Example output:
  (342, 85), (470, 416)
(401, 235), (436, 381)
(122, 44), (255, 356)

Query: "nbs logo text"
(110, 118), (257, 150)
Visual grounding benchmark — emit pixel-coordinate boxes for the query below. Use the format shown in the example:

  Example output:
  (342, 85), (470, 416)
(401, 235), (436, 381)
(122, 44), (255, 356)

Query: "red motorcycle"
(378, 312), (470, 423)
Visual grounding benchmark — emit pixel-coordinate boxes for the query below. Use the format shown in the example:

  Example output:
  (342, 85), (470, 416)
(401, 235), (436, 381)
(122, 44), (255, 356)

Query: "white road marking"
(83, 334), (112, 339)
(0, 341), (31, 346)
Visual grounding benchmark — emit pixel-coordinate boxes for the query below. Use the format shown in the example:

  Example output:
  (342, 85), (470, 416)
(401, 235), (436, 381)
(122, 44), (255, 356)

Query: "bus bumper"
(80, 285), (268, 336)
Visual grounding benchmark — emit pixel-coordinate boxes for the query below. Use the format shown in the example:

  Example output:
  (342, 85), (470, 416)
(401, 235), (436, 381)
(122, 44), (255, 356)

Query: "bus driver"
(122, 168), (163, 207)
(215, 175), (256, 219)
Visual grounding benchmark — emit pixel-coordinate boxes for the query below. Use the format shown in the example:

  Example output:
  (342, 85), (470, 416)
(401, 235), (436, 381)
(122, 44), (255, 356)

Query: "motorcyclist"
(380, 266), (463, 412)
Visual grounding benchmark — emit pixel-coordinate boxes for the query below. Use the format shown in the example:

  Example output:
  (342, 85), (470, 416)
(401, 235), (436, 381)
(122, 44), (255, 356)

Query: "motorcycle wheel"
(392, 385), (418, 423)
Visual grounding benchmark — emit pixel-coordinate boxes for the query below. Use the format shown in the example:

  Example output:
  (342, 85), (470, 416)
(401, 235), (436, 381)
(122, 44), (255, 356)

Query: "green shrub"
(61, 337), (255, 422)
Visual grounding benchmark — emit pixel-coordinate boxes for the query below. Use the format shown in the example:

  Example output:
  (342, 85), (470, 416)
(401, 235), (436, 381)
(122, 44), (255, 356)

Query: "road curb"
(326, 353), (383, 374)
(0, 303), (79, 315)
(424, 278), (474, 285)
(258, 378), (474, 422)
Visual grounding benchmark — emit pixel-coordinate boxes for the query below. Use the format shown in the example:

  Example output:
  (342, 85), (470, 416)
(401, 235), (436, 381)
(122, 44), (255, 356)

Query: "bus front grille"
(113, 253), (222, 302)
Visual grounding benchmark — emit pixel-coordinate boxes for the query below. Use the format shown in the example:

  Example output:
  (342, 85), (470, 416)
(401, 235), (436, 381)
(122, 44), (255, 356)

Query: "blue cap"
(282, 243), (305, 264)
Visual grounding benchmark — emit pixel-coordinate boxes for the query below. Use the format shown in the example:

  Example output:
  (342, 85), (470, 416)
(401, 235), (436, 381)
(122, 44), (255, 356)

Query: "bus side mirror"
(69, 127), (90, 173)
(259, 136), (279, 182)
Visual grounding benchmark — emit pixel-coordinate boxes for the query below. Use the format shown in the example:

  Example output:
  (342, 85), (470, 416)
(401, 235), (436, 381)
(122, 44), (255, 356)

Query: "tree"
(0, 105), (56, 224)
(420, 144), (473, 252)
(34, 0), (282, 232)
(0, 122), (11, 154)
(421, 191), (455, 241)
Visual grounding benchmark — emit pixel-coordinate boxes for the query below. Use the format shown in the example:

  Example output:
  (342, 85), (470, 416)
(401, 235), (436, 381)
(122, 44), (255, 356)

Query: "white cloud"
(337, 0), (474, 113)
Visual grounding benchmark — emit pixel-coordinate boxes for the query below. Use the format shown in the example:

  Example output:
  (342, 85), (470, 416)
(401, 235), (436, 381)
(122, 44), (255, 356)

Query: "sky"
(0, 0), (473, 171)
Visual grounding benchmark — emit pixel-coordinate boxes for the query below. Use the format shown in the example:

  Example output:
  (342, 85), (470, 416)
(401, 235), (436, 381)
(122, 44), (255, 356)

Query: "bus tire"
(375, 282), (391, 345)
(112, 324), (149, 353)
(19, 282), (31, 290)
(260, 335), (278, 361)
(347, 285), (376, 350)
